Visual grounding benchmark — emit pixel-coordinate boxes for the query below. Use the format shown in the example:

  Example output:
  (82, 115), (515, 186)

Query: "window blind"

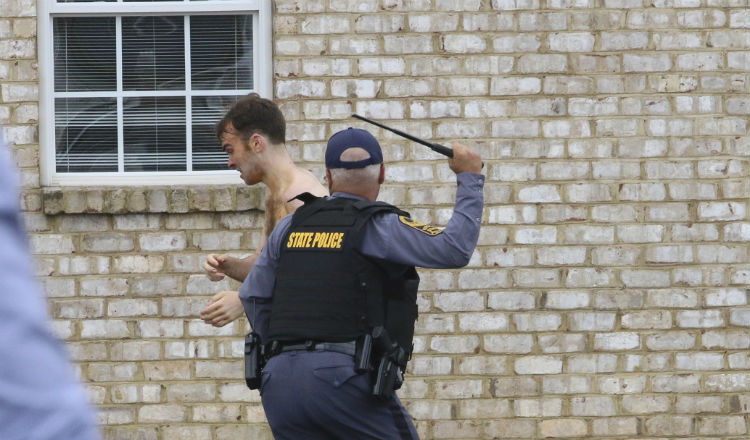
(55, 98), (118, 172)
(192, 95), (241, 170)
(190, 15), (253, 91)
(54, 17), (116, 92)
(123, 96), (186, 171)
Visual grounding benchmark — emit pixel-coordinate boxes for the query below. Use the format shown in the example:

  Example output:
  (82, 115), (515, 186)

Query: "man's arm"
(203, 248), (260, 282)
(203, 170), (326, 284)
(203, 186), (288, 282)
(200, 190), (287, 326)
(237, 215), (292, 342)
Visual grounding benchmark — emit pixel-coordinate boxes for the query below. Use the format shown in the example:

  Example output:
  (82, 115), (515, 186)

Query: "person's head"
(216, 93), (285, 145)
(216, 94), (287, 185)
(325, 128), (385, 200)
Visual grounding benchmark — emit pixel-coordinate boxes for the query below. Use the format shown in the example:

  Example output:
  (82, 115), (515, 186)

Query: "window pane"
(55, 98), (118, 172)
(122, 16), (185, 91)
(190, 15), (253, 90)
(123, 97), (186, 171)
(54, 17), (116, 92)
(192, 95), (241, 171)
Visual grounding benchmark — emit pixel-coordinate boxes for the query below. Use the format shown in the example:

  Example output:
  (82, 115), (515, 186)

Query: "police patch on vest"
(398, 216), (443, 236)
(286, 231), (345, 250)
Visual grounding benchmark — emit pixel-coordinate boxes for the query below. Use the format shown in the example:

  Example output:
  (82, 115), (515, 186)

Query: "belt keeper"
(269, 340), (280, 357)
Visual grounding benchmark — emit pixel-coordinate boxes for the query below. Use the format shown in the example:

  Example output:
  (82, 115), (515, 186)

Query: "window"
(39, 0), (272, 185)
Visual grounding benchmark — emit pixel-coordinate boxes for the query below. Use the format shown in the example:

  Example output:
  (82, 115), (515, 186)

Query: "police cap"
(325, 128), (383, 169)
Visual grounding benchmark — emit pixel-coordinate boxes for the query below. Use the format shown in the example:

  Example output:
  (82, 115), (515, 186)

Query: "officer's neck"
(330, 184), (379, 201)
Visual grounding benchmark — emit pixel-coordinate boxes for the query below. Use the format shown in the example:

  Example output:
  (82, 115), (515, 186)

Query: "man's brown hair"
(216, 93), (286, 145)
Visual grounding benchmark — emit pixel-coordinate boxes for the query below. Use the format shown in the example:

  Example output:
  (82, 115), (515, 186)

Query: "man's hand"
(203, 253), (228, 281)
(200, 290), (245, 327)
(449, 142), (483, 175)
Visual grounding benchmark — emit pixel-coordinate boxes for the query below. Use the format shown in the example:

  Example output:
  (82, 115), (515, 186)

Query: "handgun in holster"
(244, 332), (263, 390)
(370, 326), (407, 401)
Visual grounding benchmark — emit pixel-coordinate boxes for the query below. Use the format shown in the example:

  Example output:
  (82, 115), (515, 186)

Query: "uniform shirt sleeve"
(361, 172), (484, 268)
(238, 214), (292, 343)
(0, 141), (100, 440)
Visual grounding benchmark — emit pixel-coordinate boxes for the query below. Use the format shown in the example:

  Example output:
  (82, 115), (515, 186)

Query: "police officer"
(239, 128), (484, 439)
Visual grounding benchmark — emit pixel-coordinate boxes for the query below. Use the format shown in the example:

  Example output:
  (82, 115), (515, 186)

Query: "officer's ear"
(325, 169), (333, 193)
(378, 163), (385, 184)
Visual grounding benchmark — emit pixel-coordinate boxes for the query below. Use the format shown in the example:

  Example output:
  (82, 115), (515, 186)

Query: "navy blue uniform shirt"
(239, 172), (485, 342)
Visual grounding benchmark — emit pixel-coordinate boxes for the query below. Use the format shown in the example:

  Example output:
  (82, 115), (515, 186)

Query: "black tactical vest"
(267, 195), (419, 352)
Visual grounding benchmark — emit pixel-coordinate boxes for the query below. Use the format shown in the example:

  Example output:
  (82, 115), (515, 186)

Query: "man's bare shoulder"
(284, 167), (328, 213)
(287, 168), (327, 197)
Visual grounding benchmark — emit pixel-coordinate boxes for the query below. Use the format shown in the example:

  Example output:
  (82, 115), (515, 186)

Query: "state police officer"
(239, 128), (484, 439)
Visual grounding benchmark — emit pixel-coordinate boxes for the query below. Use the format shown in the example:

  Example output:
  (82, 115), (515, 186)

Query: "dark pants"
(260, 350), (420, 440)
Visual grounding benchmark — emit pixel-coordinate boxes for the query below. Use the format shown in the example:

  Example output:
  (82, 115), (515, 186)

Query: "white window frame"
(38, 0), (272, 186)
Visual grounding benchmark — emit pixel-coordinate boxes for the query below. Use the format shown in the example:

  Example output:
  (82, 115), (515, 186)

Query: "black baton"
(352, 113), (454, 158)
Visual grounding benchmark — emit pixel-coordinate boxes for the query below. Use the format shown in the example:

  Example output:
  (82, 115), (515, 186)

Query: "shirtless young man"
(199, 94), (327, 327)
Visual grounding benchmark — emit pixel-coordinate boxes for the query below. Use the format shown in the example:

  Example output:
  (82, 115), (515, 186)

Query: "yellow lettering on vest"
(332, 232), (343, 249)
(288, 232), (346, 249)
(296, 233), (305, 247)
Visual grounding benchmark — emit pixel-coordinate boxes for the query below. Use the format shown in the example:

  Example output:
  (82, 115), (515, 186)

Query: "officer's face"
(222, 124), (263, 185)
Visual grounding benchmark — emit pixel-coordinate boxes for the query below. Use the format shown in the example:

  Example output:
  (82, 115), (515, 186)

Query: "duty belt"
(268, 340), (357, 359)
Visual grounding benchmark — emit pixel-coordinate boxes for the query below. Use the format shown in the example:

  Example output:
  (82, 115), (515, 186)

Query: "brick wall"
(2, 0), (749, 438)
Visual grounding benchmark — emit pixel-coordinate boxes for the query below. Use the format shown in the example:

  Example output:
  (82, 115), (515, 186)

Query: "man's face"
(221, 124), (263, 185)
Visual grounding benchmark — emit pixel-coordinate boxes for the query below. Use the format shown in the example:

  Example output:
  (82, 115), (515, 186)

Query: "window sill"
(42, 185), (264, 215)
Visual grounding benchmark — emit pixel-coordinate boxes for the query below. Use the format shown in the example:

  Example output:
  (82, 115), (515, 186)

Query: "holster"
(372, 352), (404, 401)
(368, 326), (407, 401)
(244, 332), (263, 390)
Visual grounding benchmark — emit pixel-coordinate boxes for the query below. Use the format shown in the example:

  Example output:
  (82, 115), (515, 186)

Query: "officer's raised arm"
(360, 141), (485, 269)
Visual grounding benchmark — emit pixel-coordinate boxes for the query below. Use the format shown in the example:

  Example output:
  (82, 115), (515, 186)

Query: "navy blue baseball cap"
(325, 128), (383, 169)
